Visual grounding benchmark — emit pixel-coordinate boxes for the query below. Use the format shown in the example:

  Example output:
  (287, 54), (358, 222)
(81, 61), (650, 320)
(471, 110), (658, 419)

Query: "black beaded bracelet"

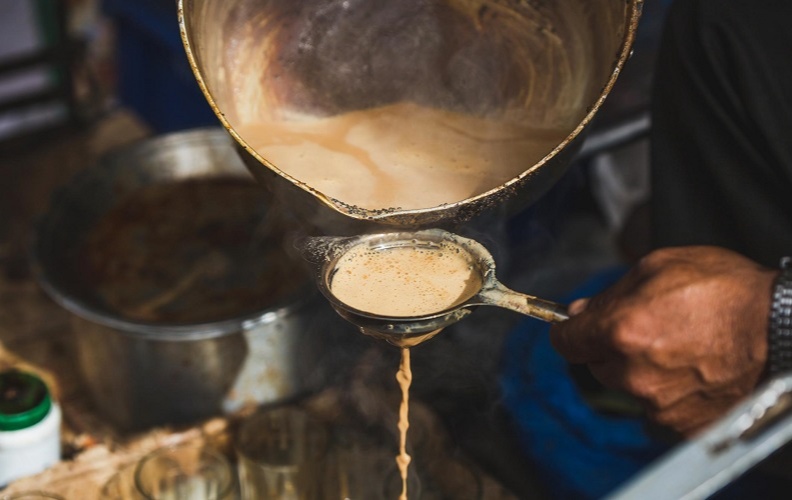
(768, 256), (792, 375)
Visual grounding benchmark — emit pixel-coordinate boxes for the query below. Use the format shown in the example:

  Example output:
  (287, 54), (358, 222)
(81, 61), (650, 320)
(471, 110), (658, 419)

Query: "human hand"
(549, 246), (777, 436)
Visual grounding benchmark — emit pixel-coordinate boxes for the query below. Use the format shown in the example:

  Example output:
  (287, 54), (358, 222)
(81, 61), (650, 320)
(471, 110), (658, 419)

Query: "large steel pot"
(179, 0), (642, 233)
(31, 128), (323, 431)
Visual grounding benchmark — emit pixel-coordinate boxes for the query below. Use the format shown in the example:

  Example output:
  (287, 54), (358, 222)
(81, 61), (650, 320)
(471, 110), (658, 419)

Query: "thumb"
(568, 298), (589, 316)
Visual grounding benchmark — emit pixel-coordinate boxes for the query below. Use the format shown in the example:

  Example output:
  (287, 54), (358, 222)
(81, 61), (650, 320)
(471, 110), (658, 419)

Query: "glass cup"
(101, 462), (144, 500)
(235, 406), (328, 500)
(323, 428), (422, 500)
(134, 443), (236, 500)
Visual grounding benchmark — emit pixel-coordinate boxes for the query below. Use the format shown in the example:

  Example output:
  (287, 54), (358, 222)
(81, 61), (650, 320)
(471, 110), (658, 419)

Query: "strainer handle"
(477, 283), (569, 323)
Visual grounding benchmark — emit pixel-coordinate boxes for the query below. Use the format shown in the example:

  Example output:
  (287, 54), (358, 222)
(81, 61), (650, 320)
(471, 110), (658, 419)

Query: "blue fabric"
(500, 267), (669, 499)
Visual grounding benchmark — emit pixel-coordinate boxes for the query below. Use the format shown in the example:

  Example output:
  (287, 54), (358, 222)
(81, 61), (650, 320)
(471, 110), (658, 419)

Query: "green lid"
(0, 371), (52, 431)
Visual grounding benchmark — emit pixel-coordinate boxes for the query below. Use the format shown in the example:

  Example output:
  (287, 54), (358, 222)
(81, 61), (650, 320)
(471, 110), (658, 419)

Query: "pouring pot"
(179, 0), (642, 233)
(31, 129), (322, 431)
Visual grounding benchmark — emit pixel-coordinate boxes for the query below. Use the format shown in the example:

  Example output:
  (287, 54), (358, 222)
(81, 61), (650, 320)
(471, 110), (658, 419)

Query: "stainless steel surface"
(31, 128), (319, 430)
(178, 0), (643, 233)
(607, 373), (792, 500)
(314, 229), (568, 347)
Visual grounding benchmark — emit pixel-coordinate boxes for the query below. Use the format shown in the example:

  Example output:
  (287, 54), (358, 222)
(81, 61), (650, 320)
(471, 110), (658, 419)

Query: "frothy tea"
(236, 102), (565, 212)
(329, 242), (482, 317)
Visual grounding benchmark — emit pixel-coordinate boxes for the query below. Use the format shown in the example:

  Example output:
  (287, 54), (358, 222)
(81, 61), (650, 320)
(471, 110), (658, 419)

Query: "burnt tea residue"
(76, 178), (305, 324)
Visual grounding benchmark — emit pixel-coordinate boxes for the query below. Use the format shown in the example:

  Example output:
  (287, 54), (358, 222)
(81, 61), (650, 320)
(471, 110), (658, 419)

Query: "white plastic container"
(0, 371), (61, 487)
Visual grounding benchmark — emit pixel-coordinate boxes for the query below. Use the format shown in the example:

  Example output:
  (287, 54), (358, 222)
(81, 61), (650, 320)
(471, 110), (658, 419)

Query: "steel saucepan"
(31, 128), (325, 431)
(178, 0), (642, 234)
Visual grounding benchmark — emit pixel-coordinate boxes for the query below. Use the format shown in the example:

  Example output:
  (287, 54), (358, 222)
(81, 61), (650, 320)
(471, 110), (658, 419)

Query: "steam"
(296, 234), (357, 267)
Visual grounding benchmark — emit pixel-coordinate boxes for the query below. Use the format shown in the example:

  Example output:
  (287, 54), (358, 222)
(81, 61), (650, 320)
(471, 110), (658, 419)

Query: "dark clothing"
(651, 0), (792, 267)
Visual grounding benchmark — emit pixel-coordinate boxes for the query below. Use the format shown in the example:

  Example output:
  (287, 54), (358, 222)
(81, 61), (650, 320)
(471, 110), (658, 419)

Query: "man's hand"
(549, 246), (777, 436)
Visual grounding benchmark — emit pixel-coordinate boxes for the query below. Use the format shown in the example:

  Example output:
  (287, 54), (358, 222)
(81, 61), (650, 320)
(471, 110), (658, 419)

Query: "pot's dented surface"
(179, 0), (643, 233)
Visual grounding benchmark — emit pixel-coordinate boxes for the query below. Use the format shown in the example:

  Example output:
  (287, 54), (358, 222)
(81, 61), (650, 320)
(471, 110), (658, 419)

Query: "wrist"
(767, 257), (792, 376)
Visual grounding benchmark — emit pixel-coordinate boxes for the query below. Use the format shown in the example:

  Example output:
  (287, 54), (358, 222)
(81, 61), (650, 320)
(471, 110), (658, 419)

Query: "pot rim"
(31, 262), (315, 341)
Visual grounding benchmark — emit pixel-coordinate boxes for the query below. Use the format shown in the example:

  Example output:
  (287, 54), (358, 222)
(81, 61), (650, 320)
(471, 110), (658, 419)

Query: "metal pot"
(31, 128), (324, 431)
(178, 0), (642, 233)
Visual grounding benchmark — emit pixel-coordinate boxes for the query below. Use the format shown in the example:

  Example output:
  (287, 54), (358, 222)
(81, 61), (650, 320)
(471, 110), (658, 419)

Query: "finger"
(568, 298), (589, 316)
(647, 392), (737, 437)
(550, 268), (650, 364)
(549, 310), (614, 364)
(589, 362), (702, 409)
